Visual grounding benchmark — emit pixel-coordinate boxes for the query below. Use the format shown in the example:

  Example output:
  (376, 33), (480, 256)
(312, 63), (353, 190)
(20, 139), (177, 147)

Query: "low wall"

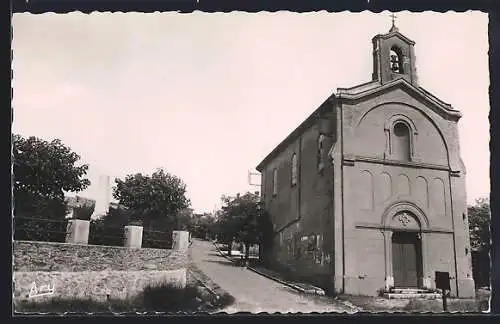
(14, 269), (186, 302)
(13, 241), (188, 302)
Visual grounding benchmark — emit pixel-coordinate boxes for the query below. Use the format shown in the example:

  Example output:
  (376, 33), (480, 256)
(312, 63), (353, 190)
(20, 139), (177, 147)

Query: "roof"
(255, 78), (462, 171)
(337, 78), (462, 120)
(372, 29), (416, 45)
(256, 94), (336, 171)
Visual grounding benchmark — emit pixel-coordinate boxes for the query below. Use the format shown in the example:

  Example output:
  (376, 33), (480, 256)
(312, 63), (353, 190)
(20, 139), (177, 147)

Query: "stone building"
(255, 24), (475, 298)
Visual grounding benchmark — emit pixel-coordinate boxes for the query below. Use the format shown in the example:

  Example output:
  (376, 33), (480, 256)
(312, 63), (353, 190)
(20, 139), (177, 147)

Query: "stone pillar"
(65, 219), (90, 244)
(124, 225), (143, 248)
(420, 232), (432, 290)
(172, 231), (189, 251)
(383, 230), (394, 291)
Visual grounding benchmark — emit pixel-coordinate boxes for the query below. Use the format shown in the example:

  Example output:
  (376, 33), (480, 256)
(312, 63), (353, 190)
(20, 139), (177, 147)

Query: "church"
(255, 21), (475, 298)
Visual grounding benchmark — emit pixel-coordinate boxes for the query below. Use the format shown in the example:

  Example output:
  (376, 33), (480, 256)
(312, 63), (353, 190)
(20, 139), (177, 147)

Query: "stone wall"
(13, 241), (188, 302)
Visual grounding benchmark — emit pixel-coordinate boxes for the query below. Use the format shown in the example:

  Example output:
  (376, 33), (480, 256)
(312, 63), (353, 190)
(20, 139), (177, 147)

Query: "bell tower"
(372, 14), (419, 86)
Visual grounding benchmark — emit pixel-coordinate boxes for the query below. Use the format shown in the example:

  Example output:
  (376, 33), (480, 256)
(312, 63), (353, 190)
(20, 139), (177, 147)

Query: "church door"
(392, 231), (422, 288)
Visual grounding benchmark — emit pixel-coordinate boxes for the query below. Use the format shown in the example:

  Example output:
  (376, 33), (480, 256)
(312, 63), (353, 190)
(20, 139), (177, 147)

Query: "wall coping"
(14, 269), (186, 274)
(13, 240), (175, 252)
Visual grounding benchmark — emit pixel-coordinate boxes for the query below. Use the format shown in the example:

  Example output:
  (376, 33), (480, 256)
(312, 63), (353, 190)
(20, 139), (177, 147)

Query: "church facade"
(256, 25), (475, 298)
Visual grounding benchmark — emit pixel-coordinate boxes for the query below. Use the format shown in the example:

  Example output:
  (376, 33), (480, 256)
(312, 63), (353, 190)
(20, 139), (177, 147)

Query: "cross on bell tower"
(389, 13), (398, 32)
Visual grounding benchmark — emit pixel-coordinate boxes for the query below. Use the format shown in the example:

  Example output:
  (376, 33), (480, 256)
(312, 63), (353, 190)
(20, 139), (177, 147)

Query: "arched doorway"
(391, 230), (423, 288)
(382, 203), (429, 291)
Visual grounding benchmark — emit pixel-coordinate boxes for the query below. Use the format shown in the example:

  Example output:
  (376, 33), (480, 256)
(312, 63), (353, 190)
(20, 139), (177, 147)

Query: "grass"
(336, 288), (490, 313)
(403, 297), (488, 313)
(14, 282), (235, 314)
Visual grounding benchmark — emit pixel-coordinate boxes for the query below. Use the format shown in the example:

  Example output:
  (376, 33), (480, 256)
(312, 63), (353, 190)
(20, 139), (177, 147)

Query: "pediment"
(336, 78), (462, 121)
(372, 30), (416, 46)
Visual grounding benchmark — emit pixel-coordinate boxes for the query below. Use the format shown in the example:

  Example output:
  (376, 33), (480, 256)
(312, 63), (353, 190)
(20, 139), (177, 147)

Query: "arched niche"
(384, 114), (418, 161)
(381, 201), (429, 230)
(359, 170), (374, 210)
(390, 46), (405, 74)
(390, 211), (420, 231)
(355, 102), (451, 160)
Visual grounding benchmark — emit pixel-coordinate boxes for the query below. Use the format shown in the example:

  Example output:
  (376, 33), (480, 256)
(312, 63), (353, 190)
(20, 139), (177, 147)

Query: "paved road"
(189, 239), (353, 313)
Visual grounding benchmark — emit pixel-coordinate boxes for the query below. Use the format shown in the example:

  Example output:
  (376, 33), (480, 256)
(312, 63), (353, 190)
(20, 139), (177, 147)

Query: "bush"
(88, 220), (124, 247)
(72, 204), (95, 221)
(14, 282), (235, 313)
(472, 251), (490, 288)
(141, 283), (200, 311)
(142, 228), (172, 249)
(13, 216), (68, 243)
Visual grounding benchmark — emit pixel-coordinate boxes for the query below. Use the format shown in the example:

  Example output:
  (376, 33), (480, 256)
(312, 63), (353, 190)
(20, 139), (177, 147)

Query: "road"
(189, 239), (353, 313)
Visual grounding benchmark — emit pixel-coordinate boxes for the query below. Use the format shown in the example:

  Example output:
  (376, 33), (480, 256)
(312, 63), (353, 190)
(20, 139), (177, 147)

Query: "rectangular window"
(317, 134), (325, 173)
(291, 153), (298, 186)
(272, 168), (278, 196)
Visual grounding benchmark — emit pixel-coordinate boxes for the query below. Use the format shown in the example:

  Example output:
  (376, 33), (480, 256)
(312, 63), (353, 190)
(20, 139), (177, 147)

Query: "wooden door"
(392, 232), (421, 288)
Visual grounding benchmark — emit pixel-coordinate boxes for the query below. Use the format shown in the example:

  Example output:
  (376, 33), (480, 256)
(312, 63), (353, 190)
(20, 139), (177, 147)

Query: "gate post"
(124, 225), (143, 248)
(172, 231), (189, 251)
(65, 219), (90, 244)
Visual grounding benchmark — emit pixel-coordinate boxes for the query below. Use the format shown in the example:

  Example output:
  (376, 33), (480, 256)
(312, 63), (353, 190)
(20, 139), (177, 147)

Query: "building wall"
(260, 120), (336, 290)
(13, 241), (188, 302)
(338, 87), (474, 297)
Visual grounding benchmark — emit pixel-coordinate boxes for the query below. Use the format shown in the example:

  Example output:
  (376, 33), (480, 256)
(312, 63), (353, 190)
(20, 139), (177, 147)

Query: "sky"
(11, 11), (490, 213)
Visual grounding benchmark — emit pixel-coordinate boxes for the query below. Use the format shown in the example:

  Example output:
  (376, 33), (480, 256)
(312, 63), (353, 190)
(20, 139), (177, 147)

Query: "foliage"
(214, 192), (272, 259)
(189, 213), (216, 240)
(113, 168), (190, 228)
(256, 208), (274, 264)
(142, 228), (173, 249)
(468, 197), (490, 252)
(71, 199), (95, 221)
(14, 282), (235, 313)
(87, 206), (129, 246)
(13, 216), (68, 243)
(472, 251), (490, 288)
(88, 219), (125, 247)
(102, 205), (131, 226)
(87, 205), (173, 248)
(13, 134), (90, 221)
(467, 197), (491, 288)
(176, 208), (194, 231)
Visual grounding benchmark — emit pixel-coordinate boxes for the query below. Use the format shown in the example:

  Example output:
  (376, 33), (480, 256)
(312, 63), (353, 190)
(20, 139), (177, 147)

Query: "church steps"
(383, 288), (441, 299)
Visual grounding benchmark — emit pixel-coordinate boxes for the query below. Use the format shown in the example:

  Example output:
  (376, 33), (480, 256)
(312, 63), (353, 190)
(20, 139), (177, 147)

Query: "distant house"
(64, 196), (96, 219)
(109, 202), (122, 210)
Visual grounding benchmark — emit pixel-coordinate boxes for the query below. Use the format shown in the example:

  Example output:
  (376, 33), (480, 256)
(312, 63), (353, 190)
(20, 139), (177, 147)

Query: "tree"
(190, 213), (216, 240)
(255, 207), (274, 265)
(468, 197), (490, 252)
(13, 134), (90, 220)
(214, 192), (272, 259)
(468, 197), (491, 287)
(177, 208), (194, 231)
(88, 204), (130, 246)
(112, 168), (190, 228)
(99, 204), (131, 227)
